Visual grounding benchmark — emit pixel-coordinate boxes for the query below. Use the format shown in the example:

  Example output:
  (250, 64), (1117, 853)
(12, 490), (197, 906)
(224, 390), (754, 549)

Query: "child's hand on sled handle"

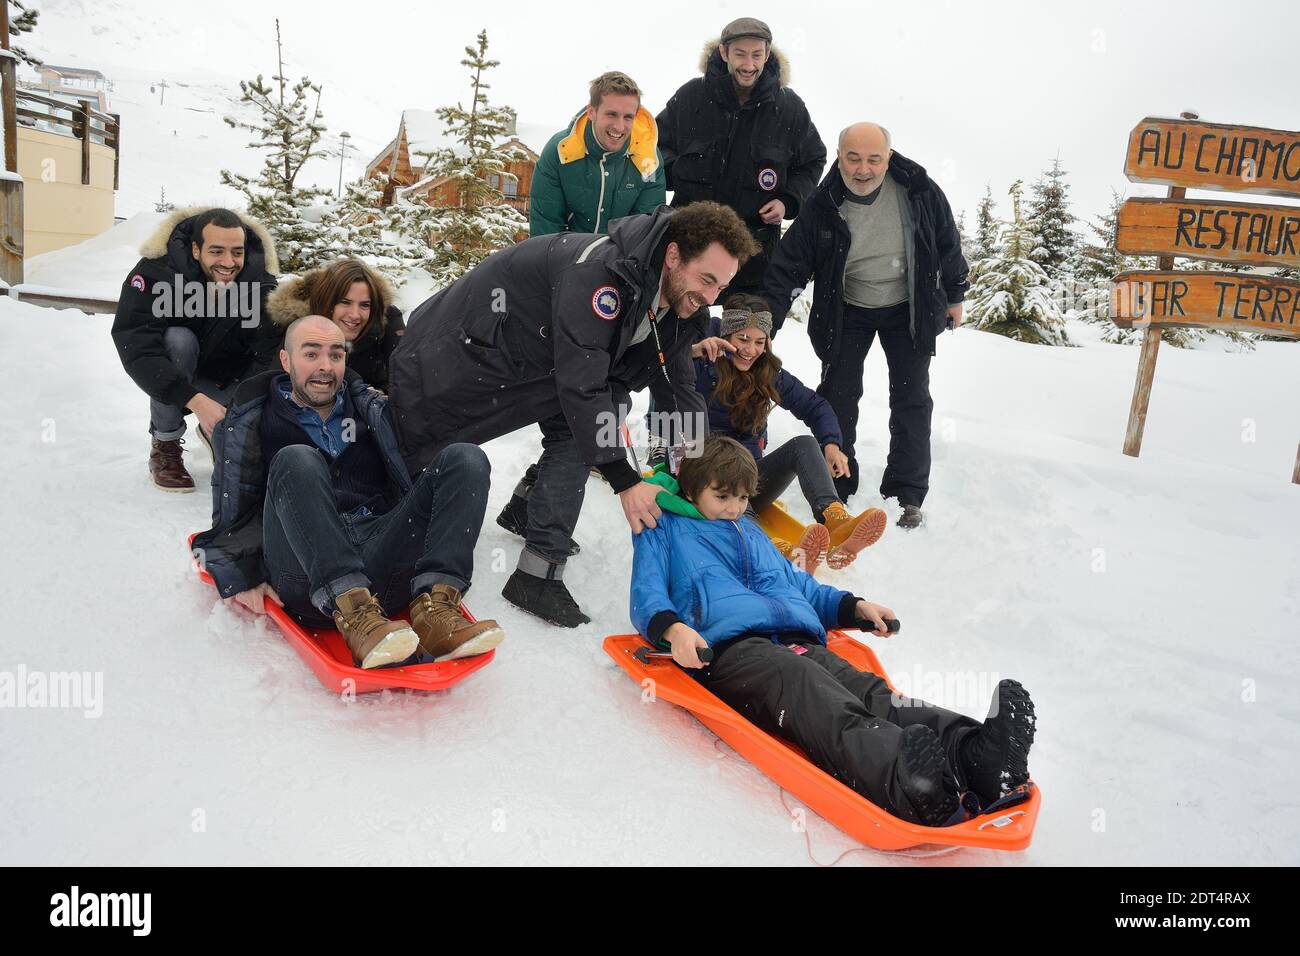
(855, 600), (896, 636)
(231, 582), (282, 615)
(666, 622), (710, 669)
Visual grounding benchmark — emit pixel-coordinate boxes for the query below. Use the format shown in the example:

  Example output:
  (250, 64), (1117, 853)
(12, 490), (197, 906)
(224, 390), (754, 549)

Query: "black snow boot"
(502, 570), (591, 628)
(897, 504), (924, 529)
(895, 724), (960, 827)
(959, 679), (1036, 806)
(495, 494), (580, 556)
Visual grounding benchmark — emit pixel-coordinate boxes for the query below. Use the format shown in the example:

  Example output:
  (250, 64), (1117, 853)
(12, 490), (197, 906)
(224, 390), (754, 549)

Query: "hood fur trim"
(138, 204), (281, 275)
(265, 264), (397, 331)
(698, 38), (790, 88)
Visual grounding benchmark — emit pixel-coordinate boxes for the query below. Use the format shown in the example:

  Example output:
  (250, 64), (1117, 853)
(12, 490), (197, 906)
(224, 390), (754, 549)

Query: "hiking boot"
(820, 502), (888, 569)
(495, 494), (580, 556)
(897, 504), (924, 530)
(409, 585), (506, 661)
(895, 724), (961, 827)
(959, 679), (1036, 806)
(771, 522), (831, 575)
(149, 438), (195, 493)
(646, 437), (668, 471)
(331, 587), (420, 669)
(502, 569), (591, 628)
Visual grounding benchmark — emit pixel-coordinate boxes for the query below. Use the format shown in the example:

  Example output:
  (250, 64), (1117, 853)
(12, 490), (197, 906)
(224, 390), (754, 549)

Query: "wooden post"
(110, 111), (120, 190)
(1, 175), (22, 286)
(1122, 109), (1198, 458)
(78, 99), (92, 185)
(1, 4), (17, 175)
(1293, 444), (1300, 486)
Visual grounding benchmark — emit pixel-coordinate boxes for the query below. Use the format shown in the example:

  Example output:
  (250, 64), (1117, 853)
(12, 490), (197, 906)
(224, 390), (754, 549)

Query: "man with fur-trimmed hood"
(111, 206), (279, 493)
(656, 17), (826, 296)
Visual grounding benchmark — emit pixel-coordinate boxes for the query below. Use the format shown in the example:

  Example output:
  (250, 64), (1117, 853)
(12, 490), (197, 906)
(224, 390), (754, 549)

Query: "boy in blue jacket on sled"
(630, 436), (1036, 826)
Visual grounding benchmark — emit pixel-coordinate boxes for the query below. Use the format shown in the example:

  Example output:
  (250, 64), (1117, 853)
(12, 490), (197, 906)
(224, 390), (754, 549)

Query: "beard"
(661, 267), (705, 317)
(290, 370), (339, 411)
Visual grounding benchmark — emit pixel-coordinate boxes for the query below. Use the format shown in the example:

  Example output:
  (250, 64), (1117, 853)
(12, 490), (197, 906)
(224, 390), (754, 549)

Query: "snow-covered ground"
(1, 287), (1296, 865)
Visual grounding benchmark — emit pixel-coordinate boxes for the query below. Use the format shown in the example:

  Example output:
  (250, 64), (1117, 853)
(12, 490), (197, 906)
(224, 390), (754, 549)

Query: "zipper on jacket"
(730, 519), (750, 589)
(596, 152), (611, 232)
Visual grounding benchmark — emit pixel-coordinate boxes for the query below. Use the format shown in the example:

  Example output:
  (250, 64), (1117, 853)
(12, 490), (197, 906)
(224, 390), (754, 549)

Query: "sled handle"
(634, 645), (715, 666)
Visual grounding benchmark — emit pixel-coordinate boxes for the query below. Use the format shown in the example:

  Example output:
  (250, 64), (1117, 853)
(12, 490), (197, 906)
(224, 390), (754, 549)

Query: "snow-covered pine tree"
(219, 19), (334, 274)
(1026, 156), (1078, 278)
(973, 185), (1000, 260)
(154, 187), (175, 213)
(967, 180), (1071, 345)
(8, 2), (41, 68)
(321, 174), (433, 282)
(395, 29), (528, 287)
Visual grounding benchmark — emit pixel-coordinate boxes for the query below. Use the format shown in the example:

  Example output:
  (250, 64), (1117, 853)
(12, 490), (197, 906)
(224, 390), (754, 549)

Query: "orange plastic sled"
(187, 535), (494, 694)
(604, 632), (1040, 852)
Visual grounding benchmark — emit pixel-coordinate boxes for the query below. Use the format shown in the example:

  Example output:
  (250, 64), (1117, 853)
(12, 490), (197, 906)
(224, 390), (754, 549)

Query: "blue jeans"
(262, 442), (490, 627)
(149, 327), (242, 440)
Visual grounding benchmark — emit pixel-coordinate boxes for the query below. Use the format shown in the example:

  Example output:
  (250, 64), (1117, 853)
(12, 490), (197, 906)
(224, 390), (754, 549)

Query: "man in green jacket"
(529, 71), (667, 236)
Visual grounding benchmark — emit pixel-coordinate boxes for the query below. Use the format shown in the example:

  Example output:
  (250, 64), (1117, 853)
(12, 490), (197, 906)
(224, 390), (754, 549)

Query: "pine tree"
(219, 19), (334, 274)
(8, 2), (41, 68)
(321, 174), (433, 282)
(154, 187), (175, 213)
(1025, 156), (1078, 278)
(967, 180), (1071, 346)
(393, 29), (528, 287)
(973, 185), (1000, 260)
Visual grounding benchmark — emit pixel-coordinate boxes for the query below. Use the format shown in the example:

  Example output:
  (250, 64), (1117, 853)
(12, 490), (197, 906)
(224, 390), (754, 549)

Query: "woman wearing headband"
(692, 293), (886, 571)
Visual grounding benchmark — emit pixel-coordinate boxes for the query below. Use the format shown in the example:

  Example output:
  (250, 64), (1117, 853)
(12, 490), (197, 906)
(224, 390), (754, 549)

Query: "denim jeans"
(149, 327), (242, 440)
(817, 301), (932, 506)
(262, 442), (490, 627)
(514, 389), (632, 577)
(748, 434), (840, 520)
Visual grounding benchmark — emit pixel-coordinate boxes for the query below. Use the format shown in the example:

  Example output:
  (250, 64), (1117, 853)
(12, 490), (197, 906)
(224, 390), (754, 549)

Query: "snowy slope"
(1, 294), (1297, 866)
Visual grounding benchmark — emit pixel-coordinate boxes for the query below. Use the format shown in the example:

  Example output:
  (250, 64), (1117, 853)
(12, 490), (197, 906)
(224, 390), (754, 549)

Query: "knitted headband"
(719, 309), (773, 338)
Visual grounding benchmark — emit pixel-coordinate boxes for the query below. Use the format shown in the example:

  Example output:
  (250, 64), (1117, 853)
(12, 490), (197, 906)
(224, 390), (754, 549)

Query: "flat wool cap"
(720, 17), (773, 44)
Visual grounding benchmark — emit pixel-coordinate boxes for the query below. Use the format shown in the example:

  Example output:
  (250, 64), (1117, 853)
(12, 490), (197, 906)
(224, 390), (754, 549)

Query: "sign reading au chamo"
(1125, 117), (1300, 198)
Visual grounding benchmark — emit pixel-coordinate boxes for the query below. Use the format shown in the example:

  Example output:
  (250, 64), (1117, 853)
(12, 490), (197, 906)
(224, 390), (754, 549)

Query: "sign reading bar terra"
(1109, 270), (1300, 338)
(1125, 117), (1300, 198)
(1116, 198), (1300, 268)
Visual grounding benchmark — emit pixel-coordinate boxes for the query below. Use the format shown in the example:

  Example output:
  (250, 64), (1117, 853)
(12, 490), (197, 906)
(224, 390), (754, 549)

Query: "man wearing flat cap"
(657, 18), (826, 298)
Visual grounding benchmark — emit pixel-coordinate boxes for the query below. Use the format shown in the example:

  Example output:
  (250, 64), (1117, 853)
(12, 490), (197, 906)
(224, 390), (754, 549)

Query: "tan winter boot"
(331, 588), (420, 669)
(410, 585), (506, 661)
(822, 502), (888, 570)
(772, 522), (831, 575)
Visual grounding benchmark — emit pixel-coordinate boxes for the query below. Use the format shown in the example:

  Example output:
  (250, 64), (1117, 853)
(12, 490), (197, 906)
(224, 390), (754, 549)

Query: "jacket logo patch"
(757, 167), (778, 191)
(591, 286), (621, 320)
(130, 274), (147, 292)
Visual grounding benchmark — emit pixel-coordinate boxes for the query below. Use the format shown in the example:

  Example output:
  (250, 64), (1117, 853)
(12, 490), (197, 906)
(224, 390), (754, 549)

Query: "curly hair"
(712, 293), (782, 436)
(664, 201), (760, 266)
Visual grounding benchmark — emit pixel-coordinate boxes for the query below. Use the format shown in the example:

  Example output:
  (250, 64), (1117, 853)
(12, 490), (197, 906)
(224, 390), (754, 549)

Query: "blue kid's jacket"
(630, 509), (862, 649)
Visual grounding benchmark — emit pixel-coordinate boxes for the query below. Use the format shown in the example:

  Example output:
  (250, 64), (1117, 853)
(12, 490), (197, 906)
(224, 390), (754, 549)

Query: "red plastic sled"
(187, 535), (494, 694)
(604, 632), (1040, 852)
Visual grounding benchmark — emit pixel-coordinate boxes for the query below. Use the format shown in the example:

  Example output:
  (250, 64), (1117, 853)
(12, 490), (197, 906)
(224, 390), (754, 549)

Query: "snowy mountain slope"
(1, 294), (1296, 866)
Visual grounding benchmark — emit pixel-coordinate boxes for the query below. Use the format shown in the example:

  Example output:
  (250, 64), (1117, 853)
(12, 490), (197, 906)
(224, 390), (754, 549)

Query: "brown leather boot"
(771, 521), (831, 575)
(821, 502), (888, 569)
(331, 588), (420, 669)
(149, 438), (195, 493)
(410, 585), (505, 661)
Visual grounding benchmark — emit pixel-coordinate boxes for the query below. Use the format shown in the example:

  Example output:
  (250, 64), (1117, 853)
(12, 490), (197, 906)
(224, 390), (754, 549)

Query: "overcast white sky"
(30, 0), (1300, 227)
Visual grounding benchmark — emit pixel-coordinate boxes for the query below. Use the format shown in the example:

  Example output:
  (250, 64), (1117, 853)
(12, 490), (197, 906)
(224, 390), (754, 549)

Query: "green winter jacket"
(529, 107), (667, 236)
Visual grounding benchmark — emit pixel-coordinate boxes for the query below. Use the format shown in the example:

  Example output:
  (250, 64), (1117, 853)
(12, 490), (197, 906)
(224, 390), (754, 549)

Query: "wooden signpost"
(1114, 112), (1300, 484)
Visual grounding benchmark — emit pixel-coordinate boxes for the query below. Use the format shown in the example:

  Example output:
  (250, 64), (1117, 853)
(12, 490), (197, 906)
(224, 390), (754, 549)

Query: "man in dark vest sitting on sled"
(192, 315), (504, 669)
